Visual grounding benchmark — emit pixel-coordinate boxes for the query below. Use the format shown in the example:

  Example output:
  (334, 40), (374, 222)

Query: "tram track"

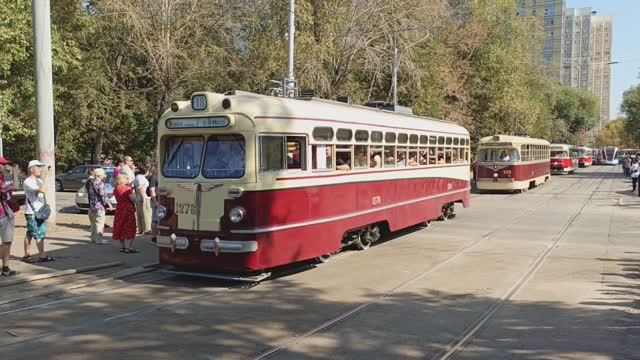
(432, 169), (609, 360)
(246, 168), (611, 360)
(0, 168), (614, 355)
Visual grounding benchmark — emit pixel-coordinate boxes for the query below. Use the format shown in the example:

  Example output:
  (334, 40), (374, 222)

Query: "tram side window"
(312, 145), (333, 170)
(163, 136), (204, 178)
(437, 147), (445, 164)
(260, 136), (286, 172)
(418, 148), (428, 165)
(429, 147), (437, 164)
(408, 148), (419, 166)
(203, 134), (246, 178)
(384, 146), (396, 167)
(286, 136), (306, 170)
(370, 146), (383, 168)
(354, 145), (368, 168)
(446, 147), (453, 164)
(396, 147), (407, 166)
(336, 145), (352, 171)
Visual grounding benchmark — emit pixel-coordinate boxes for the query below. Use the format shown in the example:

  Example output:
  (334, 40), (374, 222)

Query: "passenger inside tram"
(354, 146), (368, 168)
(336, 149), (351, 171)
(396, 150), (406, 166)
(419, 150), (428, 165)
(370, 152), (382, 168)
(478, 148), (520, 162)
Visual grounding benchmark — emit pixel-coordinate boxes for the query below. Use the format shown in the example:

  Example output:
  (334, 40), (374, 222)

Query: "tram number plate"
(176, 202), (197, 215)
(371, 196), (381, 206)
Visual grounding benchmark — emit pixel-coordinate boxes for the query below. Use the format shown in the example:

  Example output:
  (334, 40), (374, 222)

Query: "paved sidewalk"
(1, 212), (158, 282)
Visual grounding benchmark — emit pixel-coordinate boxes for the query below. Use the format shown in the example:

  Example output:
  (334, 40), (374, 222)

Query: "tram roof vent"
(364, 101), (413, 115)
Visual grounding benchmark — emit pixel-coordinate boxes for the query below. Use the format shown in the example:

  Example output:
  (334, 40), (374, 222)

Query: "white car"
(75, 173), (117, 212)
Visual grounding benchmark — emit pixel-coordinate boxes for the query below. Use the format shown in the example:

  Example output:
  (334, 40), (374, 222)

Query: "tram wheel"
(316, 253), (335, 263)
(439, 203), (456, 221)
(354, 234), (372, 250)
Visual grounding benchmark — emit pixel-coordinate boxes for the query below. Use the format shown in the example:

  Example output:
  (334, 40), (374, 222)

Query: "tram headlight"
(156, 205), (169, 220)
(229, 207), (246, 224)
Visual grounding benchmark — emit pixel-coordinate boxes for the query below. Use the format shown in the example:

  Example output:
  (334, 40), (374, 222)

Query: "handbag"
(27, 195), (51, 221)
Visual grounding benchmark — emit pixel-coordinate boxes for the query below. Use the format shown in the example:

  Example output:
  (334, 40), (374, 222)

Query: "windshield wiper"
(167, 138), (185, 167)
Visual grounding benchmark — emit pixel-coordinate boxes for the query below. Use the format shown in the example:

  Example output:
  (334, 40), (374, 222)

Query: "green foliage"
(0, 0), (606, 170)
(622, 85), (640, 145)
(596, 118), (634, 148)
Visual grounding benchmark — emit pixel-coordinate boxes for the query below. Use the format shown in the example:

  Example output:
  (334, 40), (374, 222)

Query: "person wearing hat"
(22, 160), (54, 263)
(0, 156), (19, 276)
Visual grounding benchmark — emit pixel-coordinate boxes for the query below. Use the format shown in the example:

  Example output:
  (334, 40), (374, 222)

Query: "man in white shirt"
(120, 156), (136, 185)
(134, 166), (152, 235)
(22, 160), (54, 263)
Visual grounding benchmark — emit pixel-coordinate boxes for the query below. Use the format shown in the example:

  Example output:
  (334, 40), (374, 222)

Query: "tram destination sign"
(166, 117), (230, 129)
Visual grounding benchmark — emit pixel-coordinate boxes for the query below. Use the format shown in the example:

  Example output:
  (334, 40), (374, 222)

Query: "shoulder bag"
(27, 194), (51, 221)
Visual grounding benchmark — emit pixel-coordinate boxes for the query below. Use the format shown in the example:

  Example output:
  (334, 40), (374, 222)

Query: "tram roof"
(478, 135), (550, 146)
(166, 91), (469, 136)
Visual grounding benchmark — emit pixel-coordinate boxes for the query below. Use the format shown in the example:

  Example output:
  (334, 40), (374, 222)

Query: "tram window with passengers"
(155, 91), (471, 280)
(475, 135), (550, 192)
(550, 144), (579, 174)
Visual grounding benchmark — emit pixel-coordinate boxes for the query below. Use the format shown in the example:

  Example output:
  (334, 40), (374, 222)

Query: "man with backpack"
(22, 160), (54, 263)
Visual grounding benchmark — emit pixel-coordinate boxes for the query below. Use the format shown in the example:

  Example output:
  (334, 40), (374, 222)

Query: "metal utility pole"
(285, 0), (296, 97)
(392, 42), (398, 105)
(32, 0), (56, 224)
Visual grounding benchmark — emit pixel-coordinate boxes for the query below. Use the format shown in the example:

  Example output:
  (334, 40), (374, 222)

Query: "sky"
(567, 0), (640, 120)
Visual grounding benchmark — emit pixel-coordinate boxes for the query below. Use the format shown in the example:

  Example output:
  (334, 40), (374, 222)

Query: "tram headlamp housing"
(229, 207), (246, 224)
(156, 205), (169, 220)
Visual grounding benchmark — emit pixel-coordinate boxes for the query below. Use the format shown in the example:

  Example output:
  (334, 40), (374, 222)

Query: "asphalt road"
(2, 166), (639, 360)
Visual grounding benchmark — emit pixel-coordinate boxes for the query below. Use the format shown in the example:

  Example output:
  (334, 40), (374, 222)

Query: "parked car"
(75, 168), (117, 212)
(56, 164), (114, 192)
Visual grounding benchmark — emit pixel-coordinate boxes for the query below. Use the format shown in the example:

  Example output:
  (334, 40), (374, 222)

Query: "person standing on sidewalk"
(147, 165), (159, 243)
(22, 160), (54, 263)
(134, 166), (152, 235)
(88, 168), (113, 244)
(113, 174), (138, 253)
(623, 156), (631, 178)
(0, 158), (19, 276)
(631, 160), (639, 192)
(120, 156), (136, 186)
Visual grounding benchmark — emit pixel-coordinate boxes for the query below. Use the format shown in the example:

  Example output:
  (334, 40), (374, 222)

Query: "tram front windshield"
(163, 135), (245, 178)
(478, 148), (520, 162)
(551, 150), (568, 158)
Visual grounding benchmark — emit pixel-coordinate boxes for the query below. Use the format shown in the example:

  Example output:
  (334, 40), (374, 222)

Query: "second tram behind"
(475, 135), (550, 192)
(577, 146), (593, 167)
(550, 144), (579, 174)
(155, 91), (471, 279)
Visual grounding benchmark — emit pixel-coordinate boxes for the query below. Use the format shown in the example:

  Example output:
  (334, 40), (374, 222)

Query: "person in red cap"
(0, 156), (19, 276)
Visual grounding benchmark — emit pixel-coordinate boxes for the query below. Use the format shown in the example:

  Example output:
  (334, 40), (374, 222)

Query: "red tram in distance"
(475, 135), (550, 192)
(577, 146), (593, 167)
(550, 143), (579, 174)
(155, 91), (471, 280)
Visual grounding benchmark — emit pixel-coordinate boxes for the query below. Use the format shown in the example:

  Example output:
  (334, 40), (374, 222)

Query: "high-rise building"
(589, 15), (613, 129)
(562, 8), (592, 90)
(518, 0), (566, 80)
(518, 1), (613, 144)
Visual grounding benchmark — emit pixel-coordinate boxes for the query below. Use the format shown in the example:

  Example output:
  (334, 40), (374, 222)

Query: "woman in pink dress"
(112, 174), (138, 253)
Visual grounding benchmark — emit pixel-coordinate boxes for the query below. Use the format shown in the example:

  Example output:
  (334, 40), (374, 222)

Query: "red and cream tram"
(550, 143), (579, 174)
(155, 91), (471, 279)
(577, 146), (593, 167)
(475, 135), (550, 192)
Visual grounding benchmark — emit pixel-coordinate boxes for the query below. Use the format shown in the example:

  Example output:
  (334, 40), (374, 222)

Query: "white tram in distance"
(601, 146), (619, 165)
(155, 91), (471, 279)
(475, 135), (550, 192)
(550, 143), (580, 174)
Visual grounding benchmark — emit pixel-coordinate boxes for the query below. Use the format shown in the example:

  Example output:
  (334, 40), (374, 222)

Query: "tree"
(551, 86), (599, 143)
(622, 85), (640, 145)
(595, 118), (634, 148)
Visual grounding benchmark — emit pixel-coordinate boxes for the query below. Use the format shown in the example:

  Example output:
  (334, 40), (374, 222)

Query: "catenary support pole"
(32, 0), (56, 224)
(285, 0), (295, 97)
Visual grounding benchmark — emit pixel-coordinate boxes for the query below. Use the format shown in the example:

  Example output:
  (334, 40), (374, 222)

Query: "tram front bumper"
(156, 235), (258, 254)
